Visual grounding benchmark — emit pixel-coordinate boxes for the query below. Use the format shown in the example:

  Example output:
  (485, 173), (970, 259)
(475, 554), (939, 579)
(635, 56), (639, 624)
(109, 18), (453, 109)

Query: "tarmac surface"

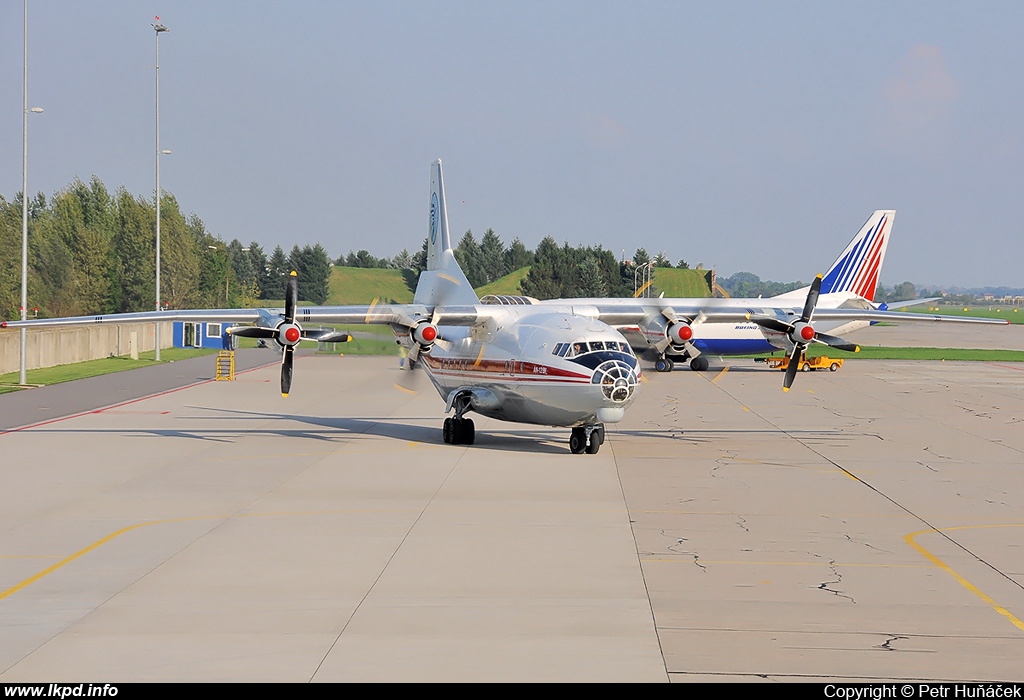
(0, 326), (1022, 682)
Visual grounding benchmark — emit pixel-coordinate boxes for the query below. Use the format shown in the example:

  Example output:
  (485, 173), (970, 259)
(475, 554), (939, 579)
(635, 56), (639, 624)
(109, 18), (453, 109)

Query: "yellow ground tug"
(762, 354), (843, 372)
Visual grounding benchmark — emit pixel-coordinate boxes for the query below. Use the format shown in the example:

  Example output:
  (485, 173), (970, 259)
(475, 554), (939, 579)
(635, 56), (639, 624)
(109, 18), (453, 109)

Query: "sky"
(2, 1), (1022, 289)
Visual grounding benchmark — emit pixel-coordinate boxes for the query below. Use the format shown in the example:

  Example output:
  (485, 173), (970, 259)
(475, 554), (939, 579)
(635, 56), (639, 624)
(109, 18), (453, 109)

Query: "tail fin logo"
(429, 193), (439, 245)
(820, 211), (893, 300)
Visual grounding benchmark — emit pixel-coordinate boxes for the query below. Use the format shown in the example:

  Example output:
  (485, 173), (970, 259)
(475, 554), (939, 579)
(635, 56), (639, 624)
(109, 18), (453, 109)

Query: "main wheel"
(443, 417), (453, 444)
(655, 358), (671, 373)
(569, 428), (586, 454)
(585, 431), (601, 454)
(691, 356), (709, 372)
(463, 418), (475, 445)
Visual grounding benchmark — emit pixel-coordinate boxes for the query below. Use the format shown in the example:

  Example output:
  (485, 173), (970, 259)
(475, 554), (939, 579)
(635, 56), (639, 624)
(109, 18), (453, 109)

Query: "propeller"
(279, 272), (299, 396)
(226, 271), (306, 397)
(745, 274), (860, 392)
(778, 274), (860, 392)
(659, 307), (703, 360)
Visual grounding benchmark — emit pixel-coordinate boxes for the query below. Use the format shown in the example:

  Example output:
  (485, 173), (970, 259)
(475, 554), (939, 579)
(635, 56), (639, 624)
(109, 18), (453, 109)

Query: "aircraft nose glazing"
(591, 360), (638, 403)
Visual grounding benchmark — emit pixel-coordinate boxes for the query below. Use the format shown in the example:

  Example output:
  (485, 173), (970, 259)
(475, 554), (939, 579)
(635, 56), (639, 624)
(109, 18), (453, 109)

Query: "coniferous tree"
(503, 237), (532, 272)
(304, 243), (333, 304)
(479, 228), (506, 284)
(454, 230), (486, 288)
(263, 246), (289, 299)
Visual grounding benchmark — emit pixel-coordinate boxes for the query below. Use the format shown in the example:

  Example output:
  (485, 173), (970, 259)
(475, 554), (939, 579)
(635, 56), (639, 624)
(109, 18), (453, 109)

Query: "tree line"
(341, 228), (692, 299)
(11, 176), (907, 318)
(0, 177), (335, 320)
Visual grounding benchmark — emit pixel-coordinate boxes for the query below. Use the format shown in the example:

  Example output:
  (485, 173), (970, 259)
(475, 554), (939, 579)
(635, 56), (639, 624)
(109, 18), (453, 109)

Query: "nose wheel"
(570, 425), (604, 454)
(443, 417), (475, 445)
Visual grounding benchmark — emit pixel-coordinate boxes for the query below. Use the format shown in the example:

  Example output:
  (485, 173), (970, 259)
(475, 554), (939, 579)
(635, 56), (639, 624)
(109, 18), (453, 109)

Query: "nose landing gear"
(570, 425), (604, 454)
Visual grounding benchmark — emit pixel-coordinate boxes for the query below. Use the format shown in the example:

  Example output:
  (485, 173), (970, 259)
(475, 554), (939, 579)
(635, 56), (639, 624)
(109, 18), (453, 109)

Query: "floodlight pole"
(20, 0), (28, 386)
(153, 21), (169, 360)
(19, 1), (43, 382)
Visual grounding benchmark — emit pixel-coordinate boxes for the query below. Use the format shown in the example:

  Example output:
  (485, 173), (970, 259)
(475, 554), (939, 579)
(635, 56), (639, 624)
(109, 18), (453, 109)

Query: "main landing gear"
(569, 425), (604, 455)
(443, 392), (475, 445)
(443, 416), (475, 445)
(654, 354), (709, 372)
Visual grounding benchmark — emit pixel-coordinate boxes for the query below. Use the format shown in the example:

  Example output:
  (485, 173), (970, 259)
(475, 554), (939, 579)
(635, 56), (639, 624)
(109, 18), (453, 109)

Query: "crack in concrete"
(844, 532), (893, 554)
(874, 634), (910, 651)
(693, 554), (707, 572)
(811, 554), (856, 603)
(737, 515), (749, 533)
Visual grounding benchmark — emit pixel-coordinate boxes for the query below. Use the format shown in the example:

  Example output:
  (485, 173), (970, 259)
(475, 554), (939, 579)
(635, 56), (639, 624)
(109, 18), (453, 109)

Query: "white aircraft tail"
(413, 159), (479, 306)
(819, 210), (894, 300)
(772, 210), (895, 304)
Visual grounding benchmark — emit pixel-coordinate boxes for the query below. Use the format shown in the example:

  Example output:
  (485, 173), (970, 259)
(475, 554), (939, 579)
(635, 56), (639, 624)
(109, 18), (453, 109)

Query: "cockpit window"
(555, 340), (634, 358)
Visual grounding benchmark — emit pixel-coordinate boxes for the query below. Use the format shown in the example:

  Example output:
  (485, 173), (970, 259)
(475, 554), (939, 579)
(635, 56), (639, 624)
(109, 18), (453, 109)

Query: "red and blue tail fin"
(819, 210), (894, 300)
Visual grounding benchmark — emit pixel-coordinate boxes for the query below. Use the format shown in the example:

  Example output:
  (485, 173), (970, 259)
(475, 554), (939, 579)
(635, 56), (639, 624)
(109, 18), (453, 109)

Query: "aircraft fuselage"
(400, 309), (641, 428)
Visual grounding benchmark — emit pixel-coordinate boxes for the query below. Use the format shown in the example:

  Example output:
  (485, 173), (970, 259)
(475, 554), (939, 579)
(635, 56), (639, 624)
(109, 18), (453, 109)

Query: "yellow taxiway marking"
(2, 509), (426, 603)
(393, 382), (416, 395)
(905, 524), (1024, 633)
(0, 521), (159, 602)
(741, 406), (750, 412)
(711, 366), (729, 384)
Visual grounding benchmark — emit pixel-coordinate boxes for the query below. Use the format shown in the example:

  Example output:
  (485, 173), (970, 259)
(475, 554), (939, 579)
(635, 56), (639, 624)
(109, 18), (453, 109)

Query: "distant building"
(173, 321), (235, 350)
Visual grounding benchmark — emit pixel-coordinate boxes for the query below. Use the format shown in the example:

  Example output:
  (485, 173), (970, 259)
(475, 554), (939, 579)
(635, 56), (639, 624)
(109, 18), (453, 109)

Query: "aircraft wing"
(574, 301), (1008, 328)
(0, 304), (487, 330)
(1, 308), (263, 329)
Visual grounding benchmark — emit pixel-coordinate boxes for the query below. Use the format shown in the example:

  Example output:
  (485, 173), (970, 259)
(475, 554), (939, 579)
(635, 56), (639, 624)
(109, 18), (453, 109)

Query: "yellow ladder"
(215, 350), (235, 381)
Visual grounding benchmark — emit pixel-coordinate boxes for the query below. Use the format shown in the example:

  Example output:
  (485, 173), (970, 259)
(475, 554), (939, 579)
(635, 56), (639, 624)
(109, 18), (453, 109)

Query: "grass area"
(896, 304), (1023, 324)
(477, 266), (531, 297)
(328, 267), (415, 304)
(0, 347), (218, 394)
(754, 345), (1024, 363)
(311, 323), (401, 356)
(652, 268), (712, 297)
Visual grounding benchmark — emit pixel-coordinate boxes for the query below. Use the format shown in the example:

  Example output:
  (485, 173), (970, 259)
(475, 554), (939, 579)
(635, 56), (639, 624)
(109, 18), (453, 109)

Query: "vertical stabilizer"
(819, 210), (894, 300)
(414, 159), (479, 306)
(426, 160), (452, 271)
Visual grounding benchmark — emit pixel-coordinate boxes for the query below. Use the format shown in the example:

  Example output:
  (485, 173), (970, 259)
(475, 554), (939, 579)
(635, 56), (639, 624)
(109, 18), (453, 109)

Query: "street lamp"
(20, 0), (45, 386)
(153, 19), (169, 361)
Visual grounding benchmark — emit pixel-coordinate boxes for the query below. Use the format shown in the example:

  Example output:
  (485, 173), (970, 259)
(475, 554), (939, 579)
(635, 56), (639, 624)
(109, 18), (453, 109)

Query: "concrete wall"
(0, 322), (174, 376)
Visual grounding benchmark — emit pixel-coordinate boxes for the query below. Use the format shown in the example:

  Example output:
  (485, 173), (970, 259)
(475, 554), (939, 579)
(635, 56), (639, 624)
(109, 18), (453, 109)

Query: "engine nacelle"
(667, 322), (693, 347)
(412, 322), (438, 349)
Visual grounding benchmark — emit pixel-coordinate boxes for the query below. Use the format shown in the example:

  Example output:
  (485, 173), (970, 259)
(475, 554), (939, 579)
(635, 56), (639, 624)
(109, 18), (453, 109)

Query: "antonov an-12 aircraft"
(2, 160), (1007, 454)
